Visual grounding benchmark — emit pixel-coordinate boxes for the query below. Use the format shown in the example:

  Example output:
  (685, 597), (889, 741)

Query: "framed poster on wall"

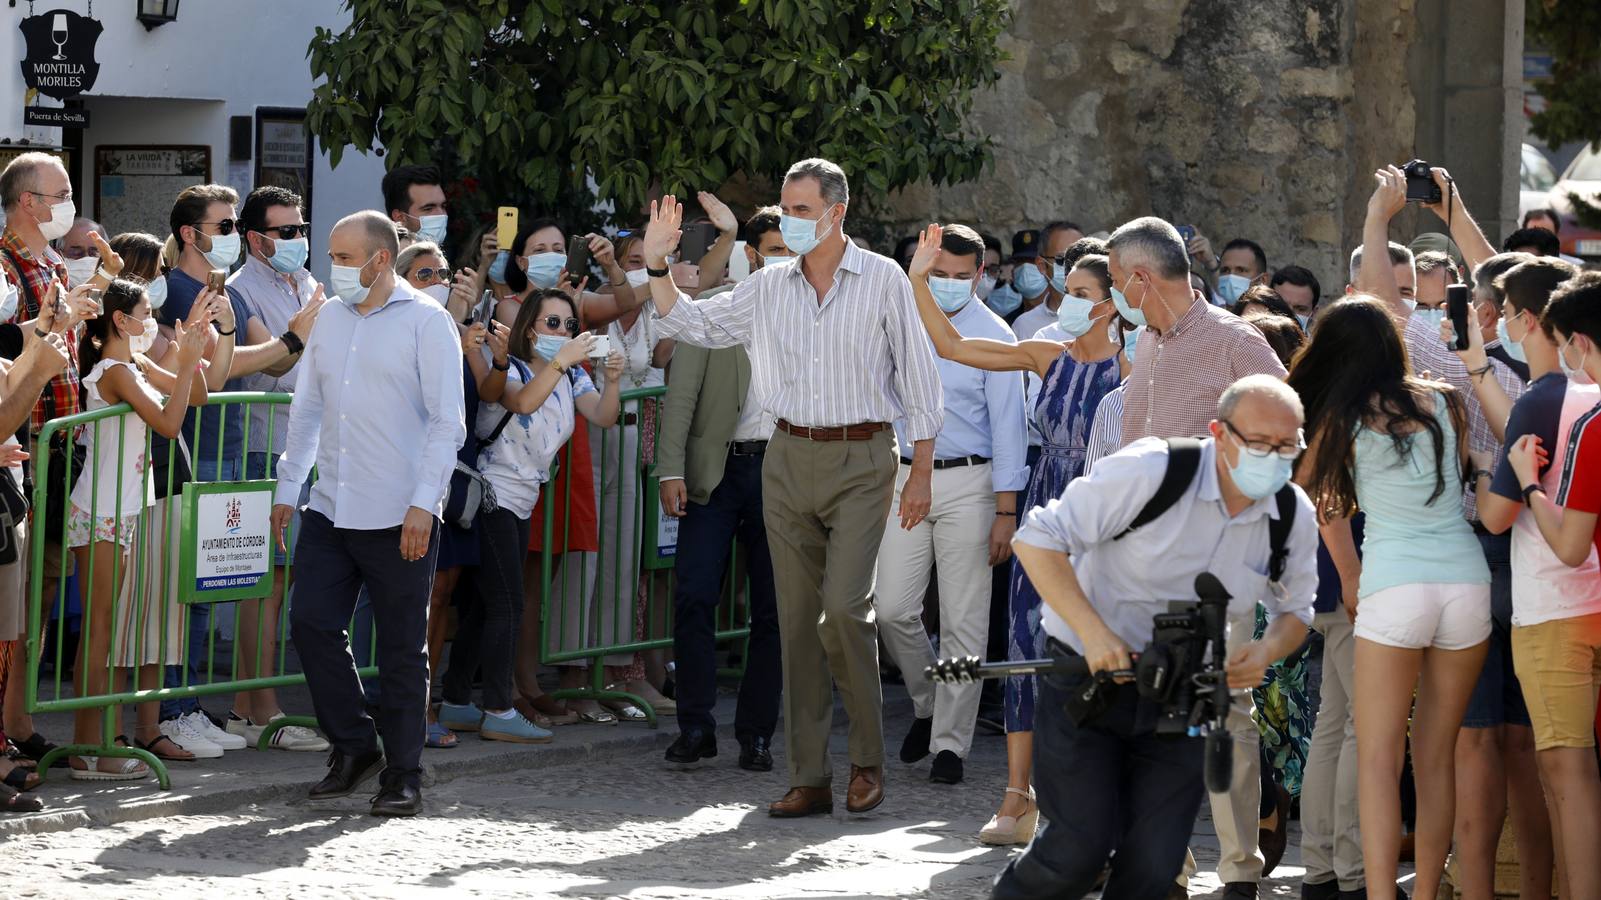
(94, 145), (210, 241)
(255, 107), (312, 215)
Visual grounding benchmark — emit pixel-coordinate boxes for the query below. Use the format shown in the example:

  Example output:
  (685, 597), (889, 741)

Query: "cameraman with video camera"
(991, 375), (1316, 900)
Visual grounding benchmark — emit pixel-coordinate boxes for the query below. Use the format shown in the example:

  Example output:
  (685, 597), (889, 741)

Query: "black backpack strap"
(1114, 438), (1202, 540)
(475, 357), (530, 451)
(1267, 484), (1297, 582)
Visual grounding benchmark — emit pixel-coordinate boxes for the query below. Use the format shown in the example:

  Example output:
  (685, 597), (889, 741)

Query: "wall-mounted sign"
(17, 9), (103, 100)
(94, 145), (211, 241)
(24, 107), (88, 129)
(255, 108), (313, 215)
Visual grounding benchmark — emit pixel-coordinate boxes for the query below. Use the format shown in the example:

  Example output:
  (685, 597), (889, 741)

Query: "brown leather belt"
(775, 419), (888, 442)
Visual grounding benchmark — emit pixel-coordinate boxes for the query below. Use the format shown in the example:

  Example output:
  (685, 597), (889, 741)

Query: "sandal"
(136, 734), (195, 762)
(69, 755), (151, 782)
(1, 783), (42, 813)
(518, 692), (579, 726)
(1, 761), (41, 792)
(602, 685), (649, 722)
(13, 733), (66, 769)
(425, 720), (458, 749)
(568, 701), (617, 725)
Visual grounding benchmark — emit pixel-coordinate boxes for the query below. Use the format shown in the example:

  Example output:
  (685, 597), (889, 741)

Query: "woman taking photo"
(1289, 296), (1489, 900)
(905, 224), (1127, 845)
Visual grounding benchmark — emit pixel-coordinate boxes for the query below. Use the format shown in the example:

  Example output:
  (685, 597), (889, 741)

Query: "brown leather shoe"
(768, 786), (833, 818)
(845, 765), (884, 813)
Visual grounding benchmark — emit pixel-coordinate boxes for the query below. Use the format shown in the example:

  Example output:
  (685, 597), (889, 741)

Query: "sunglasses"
(414, 266), (450, 284)
(541, 315), (580, 335)
(192, 218), (239, 236)
(255, 223), (311, 240)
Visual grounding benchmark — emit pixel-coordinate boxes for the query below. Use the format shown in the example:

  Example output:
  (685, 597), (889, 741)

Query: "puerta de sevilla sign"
(18, 8), (103, 100)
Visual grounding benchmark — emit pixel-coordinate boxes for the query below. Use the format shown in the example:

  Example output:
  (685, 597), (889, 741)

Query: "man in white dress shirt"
(271, 211), (464, 817)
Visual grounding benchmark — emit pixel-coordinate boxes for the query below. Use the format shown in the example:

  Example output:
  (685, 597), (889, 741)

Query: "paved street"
(5, 688), (1322, 898)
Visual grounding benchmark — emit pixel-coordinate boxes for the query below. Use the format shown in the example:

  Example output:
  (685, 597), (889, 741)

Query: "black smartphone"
(677, 222), (717, 264)
(1177, 225), (1196, 244)
(1447, 283), (1471, 351)
(464, 289), (495, 325)
(565, 240), (592, 286)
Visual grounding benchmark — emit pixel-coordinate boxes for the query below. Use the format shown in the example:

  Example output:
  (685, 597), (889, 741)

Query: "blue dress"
(1005, 350), (1121, 733)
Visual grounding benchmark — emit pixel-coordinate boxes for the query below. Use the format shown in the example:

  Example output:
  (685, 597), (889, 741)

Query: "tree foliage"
(306, 0), (1010, 227)
(1526, 0), (1601, 228)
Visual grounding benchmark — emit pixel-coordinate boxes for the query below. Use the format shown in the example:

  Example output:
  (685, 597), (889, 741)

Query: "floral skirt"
(66, 503), (139, 548)
(1252, 603), (1312, 796)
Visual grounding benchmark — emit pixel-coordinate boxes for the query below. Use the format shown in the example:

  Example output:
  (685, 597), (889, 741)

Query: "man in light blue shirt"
(271, 211), (465, 818)
(876, 224), (1028, 786)
(992, 375), (1315, 900)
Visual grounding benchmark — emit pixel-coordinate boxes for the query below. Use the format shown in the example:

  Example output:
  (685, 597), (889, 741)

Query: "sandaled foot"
(1, 782), (42, 812)
(520, 691), (579, 726)
(567, 700), (617, 725)
(425, 720), (458, 749)
(0, 759), (42, 791)
(69, 755), (152, 781)
(136, 734), (195, 762)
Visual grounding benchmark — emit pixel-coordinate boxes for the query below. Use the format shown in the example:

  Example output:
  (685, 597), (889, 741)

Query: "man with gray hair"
(1107, 215), (1288, 898)
(271, 210), (465, 817)
(995, 373), (1315, 899)
(642, 158), (944, 819)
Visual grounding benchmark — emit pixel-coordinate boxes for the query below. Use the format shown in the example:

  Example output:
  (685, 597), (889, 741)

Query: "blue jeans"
(159, 454), (244, 720)
(1463, 530), (1529, 728)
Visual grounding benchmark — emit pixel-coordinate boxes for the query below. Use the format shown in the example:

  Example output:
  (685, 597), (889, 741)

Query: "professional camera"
(927, 572), (1236, 793)
(1401, 158), (1442, 204)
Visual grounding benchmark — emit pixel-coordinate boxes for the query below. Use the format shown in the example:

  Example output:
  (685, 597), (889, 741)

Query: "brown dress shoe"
(768, 786), (833, 818)
(846, 765), (884, 813)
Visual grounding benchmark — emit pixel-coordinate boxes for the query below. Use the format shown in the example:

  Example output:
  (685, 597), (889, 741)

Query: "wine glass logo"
(50, 14), (70, 61)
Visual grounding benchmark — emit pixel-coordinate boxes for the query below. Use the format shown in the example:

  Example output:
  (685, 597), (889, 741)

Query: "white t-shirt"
(475, 354), (596, 520)
(1511, 382), (1601, 626)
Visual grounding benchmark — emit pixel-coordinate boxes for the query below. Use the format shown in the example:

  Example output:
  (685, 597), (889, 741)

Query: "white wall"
(3, 0), (388, 283)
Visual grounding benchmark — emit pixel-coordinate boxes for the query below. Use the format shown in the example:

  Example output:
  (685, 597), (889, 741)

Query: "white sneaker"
(187, 710), (246, 750)
(228, 712), (329, 751)
(159, 716), (223, 759)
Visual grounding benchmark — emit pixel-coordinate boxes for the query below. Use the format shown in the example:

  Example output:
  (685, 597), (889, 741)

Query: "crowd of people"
(0, 146), (1597, 899)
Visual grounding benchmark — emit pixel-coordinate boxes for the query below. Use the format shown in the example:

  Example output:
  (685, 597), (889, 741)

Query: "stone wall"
(863, 0), (1515, 293)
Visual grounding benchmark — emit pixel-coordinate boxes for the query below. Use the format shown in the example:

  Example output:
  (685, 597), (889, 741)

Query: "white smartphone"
(589, 334), (611, 358)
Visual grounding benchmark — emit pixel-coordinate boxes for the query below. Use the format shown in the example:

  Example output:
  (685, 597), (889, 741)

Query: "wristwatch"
(1522, 483), (1540, 507)
(279, 330), (304, 355)
(491, 357), (510, 372)
(646, 265), (670, 279)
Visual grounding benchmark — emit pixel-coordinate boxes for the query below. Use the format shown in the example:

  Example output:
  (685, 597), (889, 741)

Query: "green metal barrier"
(539, 385), (753, 726)
(23, 392), (364, 787)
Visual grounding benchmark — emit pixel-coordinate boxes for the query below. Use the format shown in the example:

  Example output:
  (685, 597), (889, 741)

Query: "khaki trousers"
(1300, 611), (1364, 890)
(763, 428), (897, 788)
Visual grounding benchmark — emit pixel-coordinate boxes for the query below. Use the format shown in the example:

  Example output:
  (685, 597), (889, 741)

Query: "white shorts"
(1355, 582), (1492, 650)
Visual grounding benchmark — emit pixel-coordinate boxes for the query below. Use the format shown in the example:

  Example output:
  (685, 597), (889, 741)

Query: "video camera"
(927, 572), (1236, 793)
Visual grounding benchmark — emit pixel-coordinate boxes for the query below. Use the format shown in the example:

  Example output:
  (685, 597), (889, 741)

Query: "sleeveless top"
(1351, 388), (1490, 598)
(70, 358), (158, 519)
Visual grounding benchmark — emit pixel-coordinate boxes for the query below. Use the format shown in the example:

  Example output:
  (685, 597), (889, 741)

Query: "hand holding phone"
(208, 269), (227, 293)
(565, 241), (592, 286)
(1447, 284), (1471, 351)
(589, 334), (611, 359)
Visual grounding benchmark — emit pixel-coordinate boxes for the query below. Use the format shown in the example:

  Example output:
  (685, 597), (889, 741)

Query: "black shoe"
(370, 781), (421, 817)
(307, 749), (384, 800)
(929, 750), (963, 784)
(899, 716), (932, 764)
(1301, 880), (1339, 900)
(664, 729), (717, 766)
(739, 736), (773, 772)
(1222, 883), (1258, 900)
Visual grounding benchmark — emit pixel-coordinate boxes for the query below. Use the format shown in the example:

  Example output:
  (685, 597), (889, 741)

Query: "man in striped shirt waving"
(645, 158), (944, 819)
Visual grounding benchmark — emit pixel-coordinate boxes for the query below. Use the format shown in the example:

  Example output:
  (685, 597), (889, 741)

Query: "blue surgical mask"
(534, 333), (569, 362)
(145, 274), (168, 311)
(1111, 275), (1147, 328)
(1055, 294), (1100, 338)
(0, 276), (16, 322)
(1049, 261), (1067, 295)
(928, 276), (972, 312)
(1014, 263), (1047, 300)
(1226, 440), (1295, 500)
(488, 250), (510, 283)
(779, 208), (836, 257)
(1216, 273), (1251, 305)
(985, 284), (1023, 317)
(1496, 316), (1527, 364)
(522, 252), (566, 289)
(416, 214), (448, 244)
(268, 237), (309, 274)
(1123, 325), (1143, 365)
(1413, 306), (1445, 333)
(330, 254), (377, 305)
(1403, 297), (1417, 312)
(762, 255), (794, 270)
(1296, 313), (1311, 331)
(202, 232), (240, 270)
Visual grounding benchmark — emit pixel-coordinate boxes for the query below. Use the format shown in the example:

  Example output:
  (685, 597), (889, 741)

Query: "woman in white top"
(67, 278), (213, 780)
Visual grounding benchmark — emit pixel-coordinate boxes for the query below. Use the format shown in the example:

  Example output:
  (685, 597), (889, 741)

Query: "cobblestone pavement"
(5, 701), (1318, 899)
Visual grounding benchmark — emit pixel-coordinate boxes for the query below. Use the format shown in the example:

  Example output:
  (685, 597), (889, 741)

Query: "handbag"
(0, 466), (27, 566)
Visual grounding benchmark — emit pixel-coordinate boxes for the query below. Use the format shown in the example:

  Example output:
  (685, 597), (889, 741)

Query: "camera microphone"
(1204, 730), (1233, 793)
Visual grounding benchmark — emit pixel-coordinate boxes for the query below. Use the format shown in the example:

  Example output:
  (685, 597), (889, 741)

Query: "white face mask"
(145, 275), (168, 311)
(37, 197), (75, 241)
(421, 283), (451, 305)
(0, 276), (17, 322)
(125, 314), (158, 354)
(624, 268), (651, 287)
(63, 256), (98, 288)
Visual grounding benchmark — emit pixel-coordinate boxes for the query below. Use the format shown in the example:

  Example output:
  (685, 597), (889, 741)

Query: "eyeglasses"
(192, 219), (238, 236)
(1222, 419), (1305, 461)
(255, 223), (311, 240)
(414, 266), (450, 284)
(26, 190), (71, 204)
(541, 315), (580, 336)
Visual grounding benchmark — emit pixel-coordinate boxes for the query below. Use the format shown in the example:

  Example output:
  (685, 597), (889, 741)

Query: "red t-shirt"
(1555, 403), (1601, 558)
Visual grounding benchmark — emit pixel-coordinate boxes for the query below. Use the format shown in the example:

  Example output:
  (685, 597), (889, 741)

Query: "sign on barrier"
(179, 480), (275, 602)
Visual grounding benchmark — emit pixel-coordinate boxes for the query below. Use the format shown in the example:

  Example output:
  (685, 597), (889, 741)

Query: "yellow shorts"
(1512, 613), (1601, 751)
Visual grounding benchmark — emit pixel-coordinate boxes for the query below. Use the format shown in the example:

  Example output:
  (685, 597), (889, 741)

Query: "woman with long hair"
(1288, 295), (1490, 900)
(905, 224), (1127, 845)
